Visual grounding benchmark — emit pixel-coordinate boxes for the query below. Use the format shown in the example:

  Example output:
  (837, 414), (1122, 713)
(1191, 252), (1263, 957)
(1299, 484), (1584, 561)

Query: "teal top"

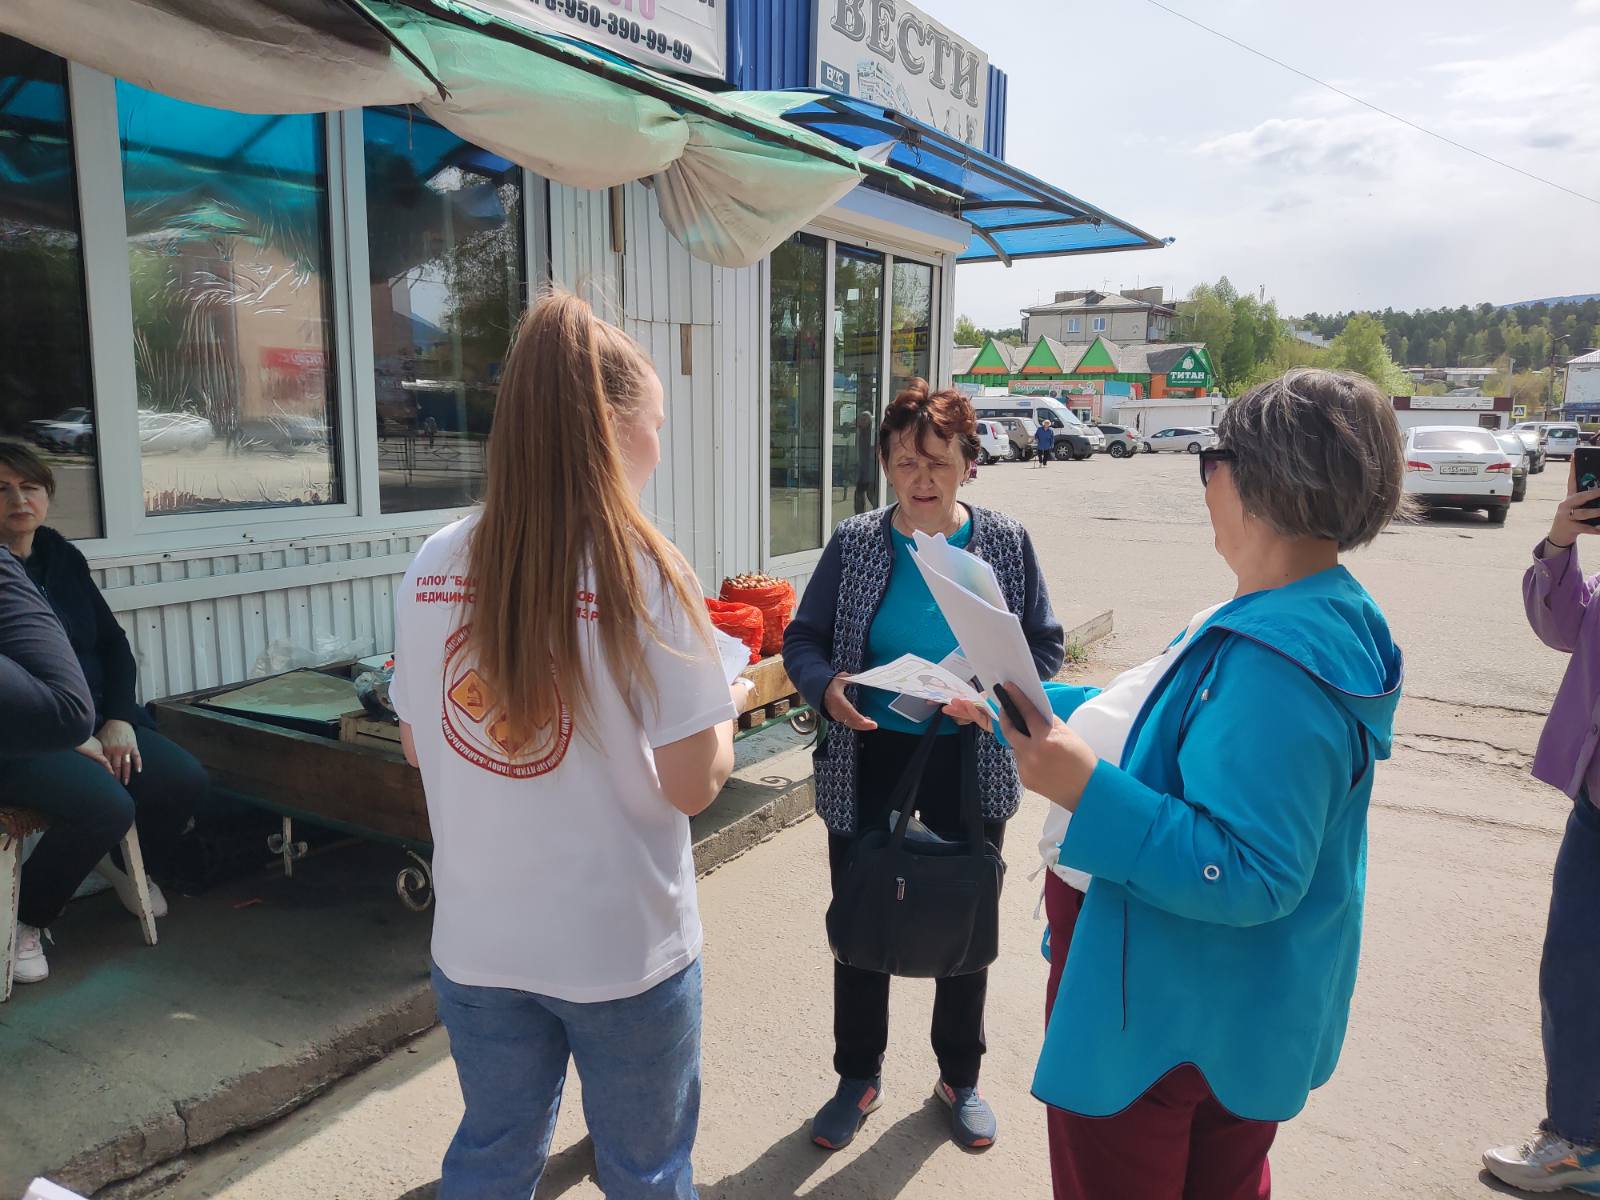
(859, 517), (973, 734)
(1034, 566), (1403, 1122)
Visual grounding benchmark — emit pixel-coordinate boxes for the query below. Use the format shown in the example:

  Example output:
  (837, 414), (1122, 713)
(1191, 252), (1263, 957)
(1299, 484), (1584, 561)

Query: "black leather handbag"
(825, 724), (1006, 979)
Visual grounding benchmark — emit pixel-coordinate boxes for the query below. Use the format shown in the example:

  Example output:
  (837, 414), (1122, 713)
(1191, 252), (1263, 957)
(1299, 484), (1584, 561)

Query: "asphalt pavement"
(142, 452), (1578, 1200)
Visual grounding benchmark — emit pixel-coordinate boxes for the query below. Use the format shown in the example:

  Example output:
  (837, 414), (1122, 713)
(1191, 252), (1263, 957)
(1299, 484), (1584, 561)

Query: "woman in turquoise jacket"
(949, 369), (1407, 1200)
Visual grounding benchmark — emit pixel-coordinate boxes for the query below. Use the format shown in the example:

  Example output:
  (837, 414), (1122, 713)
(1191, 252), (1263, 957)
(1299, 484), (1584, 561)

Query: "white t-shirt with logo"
(1041, 603), (1225, 892)
(391, 516), (736, 1003)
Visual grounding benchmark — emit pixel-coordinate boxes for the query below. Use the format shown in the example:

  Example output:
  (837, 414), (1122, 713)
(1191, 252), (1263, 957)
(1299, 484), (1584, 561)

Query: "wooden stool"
(1, 808), (158, 1002)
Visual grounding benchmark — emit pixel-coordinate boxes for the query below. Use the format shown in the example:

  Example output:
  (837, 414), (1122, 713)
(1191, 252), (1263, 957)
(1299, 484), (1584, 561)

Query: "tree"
(954, 314), (983, 347)
(1327, 314), (1413, 395)
(1175, 280), (1237, 374)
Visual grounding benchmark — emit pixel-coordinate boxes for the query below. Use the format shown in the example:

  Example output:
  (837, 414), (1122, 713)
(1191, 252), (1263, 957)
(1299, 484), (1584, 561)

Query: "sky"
(913, 0), (1600, 328)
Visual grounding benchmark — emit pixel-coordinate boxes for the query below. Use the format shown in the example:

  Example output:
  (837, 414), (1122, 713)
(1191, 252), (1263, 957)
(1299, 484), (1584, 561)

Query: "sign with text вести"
(464, 0), (725, 78)
(815, 0), (989, 149)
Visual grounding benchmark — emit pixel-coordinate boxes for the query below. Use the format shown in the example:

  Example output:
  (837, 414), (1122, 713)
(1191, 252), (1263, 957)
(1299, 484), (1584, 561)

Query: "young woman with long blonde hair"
(391, 291), (747, 1200)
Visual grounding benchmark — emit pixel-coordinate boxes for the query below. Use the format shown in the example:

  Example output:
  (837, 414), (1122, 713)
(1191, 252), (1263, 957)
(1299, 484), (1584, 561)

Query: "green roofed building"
(953, 333), (1217, 418)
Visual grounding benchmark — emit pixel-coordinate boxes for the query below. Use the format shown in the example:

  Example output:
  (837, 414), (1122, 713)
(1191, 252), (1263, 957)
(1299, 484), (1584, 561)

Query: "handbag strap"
(885, 720), (945, 852)
(959, 724), (986, 854)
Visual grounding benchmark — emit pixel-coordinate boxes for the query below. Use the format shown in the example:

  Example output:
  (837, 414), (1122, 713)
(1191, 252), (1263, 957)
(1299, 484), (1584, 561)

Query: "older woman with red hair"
(783, 380), (1064, 1153)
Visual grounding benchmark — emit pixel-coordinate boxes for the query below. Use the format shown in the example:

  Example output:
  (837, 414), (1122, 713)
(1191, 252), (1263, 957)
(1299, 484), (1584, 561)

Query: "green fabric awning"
(0, 0), (960, 267)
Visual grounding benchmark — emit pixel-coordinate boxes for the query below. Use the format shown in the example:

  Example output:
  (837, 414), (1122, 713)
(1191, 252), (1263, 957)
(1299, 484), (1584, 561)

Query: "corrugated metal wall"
(725, 0), (1010, 161)
(93, 530), (436, 701)
(985, 66), (1008, 161)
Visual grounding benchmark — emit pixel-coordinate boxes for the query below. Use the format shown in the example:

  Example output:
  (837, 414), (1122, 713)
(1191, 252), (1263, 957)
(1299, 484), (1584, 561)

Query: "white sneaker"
(97, 857), (168, 920)
(13, 924), (49, 984)
(1484, 1129), (1600, 1194)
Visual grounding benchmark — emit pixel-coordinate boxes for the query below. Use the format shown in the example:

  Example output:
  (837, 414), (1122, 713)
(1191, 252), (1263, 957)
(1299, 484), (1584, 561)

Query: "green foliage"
(1326, 314), (1414, 395)
(1176, 277), (1285, 392)
(954, 316), (1023, 348)
(1299, 297), (1600, 368)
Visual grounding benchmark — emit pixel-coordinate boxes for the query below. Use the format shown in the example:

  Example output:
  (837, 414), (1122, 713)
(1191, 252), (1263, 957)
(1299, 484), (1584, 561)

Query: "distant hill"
(1502, 294), (1600, 308)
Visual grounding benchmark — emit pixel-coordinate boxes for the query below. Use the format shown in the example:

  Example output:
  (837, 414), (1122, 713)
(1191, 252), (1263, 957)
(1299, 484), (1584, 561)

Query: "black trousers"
(9, 726), (209, 928)
(828, 728), (1006, 1090)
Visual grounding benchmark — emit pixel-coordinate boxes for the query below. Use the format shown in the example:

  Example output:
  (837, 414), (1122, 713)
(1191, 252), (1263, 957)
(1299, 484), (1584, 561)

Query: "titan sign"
(816, 0), (990, 148)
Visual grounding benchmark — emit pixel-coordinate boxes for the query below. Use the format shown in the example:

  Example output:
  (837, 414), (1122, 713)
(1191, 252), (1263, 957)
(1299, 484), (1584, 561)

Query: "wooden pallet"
(339, 711), (403, 752)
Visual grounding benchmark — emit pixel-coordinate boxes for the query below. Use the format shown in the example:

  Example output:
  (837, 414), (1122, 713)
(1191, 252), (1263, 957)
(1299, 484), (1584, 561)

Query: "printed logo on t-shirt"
(440, 625), (572, 778)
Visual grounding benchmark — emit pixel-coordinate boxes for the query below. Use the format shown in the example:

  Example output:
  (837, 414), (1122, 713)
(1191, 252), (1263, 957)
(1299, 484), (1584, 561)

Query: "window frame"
(765, 232), (944, 574)
(1093, 316), (1107, 333)
(59, 71), (549, 560)
(1066, 317), (1080, 334)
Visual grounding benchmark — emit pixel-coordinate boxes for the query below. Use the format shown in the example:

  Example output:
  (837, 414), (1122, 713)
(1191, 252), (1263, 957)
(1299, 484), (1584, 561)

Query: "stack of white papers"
(907, 530), (1052, 720)
(838, 531), (1050, 727)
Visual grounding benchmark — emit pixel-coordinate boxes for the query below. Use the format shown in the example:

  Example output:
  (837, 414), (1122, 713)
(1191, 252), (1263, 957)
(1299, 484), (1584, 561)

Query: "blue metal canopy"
(777, 90), (1169, 265)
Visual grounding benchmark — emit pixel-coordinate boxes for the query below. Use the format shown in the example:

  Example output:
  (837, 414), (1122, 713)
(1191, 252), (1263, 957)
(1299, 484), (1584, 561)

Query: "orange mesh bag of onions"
(720, 574), (797, 657)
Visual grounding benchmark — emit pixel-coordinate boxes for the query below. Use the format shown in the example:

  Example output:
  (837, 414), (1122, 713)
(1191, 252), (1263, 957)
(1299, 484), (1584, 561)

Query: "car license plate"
(1440, 464), (1478, 475)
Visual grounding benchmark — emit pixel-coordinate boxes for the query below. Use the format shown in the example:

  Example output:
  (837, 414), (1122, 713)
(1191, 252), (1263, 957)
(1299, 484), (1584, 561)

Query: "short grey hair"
(1217, 368), (1408, 551)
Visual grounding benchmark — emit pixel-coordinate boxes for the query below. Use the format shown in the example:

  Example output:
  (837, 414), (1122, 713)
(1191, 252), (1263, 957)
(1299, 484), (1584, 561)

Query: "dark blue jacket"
(784, 504), (1064, 833)
(20, 526), (145, 729)
(0, 546), (93, 751)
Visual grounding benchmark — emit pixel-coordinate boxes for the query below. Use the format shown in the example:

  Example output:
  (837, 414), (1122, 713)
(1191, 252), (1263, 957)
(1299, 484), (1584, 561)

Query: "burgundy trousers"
(1042, 872), (1277, 1200)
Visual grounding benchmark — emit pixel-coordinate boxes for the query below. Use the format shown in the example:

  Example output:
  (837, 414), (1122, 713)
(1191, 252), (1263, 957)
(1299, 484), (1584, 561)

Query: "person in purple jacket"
(1484, 467), (1600, 1194)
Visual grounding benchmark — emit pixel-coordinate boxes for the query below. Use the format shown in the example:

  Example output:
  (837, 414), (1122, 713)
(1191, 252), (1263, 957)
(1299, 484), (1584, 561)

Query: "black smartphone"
(1577, 446), (1600, 523)
(992, 683), (1032, 738)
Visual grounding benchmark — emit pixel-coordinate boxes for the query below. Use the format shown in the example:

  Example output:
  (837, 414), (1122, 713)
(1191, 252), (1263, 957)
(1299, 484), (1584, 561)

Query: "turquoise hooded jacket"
(1034, 566), (1402, 1122)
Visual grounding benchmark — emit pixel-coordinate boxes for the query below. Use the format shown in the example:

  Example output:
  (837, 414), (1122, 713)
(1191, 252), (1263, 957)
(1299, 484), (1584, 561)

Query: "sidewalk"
(0, 729), (816, 1200)
(129, 744), (1561, 1200)
(6, 606), (1113, 1199)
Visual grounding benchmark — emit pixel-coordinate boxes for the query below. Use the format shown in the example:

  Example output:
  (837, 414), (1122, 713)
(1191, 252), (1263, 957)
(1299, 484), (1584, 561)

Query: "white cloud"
(945, 0), (1600, 326)
(1194, 114), (1402, 181)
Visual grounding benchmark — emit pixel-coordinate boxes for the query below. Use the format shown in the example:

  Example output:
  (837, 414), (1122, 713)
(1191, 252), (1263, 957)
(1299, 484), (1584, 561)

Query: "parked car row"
(24, 408), (329, 456)
(974, 417), (1155, 464)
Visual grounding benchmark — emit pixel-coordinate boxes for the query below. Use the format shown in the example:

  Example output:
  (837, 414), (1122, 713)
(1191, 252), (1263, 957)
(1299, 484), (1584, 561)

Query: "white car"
(137, 410), (214, 454)
(975, 420), (1015, 465)
(1147, 426), (1219, 454)
(1544, 423), (1581, 461)
(1493, 432), (1531, 502)
(1404, 425), (1513, 525)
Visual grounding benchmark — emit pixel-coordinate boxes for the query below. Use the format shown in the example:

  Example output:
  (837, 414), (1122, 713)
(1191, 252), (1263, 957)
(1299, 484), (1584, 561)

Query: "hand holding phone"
(1576, 447), (1600, 524)
(992, 683), (1032, 738)
(1548, 451), (1600, 550)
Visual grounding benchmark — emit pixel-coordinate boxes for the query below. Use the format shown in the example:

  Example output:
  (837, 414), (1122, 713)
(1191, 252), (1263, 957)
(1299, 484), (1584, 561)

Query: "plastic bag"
(705, 598), (763, 665)
(249, 633), (376, 679)
(720, 575), (796, 656)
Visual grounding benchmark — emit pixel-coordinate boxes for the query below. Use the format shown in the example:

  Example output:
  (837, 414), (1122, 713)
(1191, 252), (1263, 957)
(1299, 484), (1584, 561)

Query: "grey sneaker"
(812, 1077), (882, 1151)
(936, 1079), (997, 1150)
(1483, 1129), (1600, 1194)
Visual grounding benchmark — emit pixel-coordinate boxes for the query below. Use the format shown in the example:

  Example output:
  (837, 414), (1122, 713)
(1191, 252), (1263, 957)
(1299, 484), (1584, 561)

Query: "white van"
(1544, 423), (1581, 461)
(974, 397), (1105, 452)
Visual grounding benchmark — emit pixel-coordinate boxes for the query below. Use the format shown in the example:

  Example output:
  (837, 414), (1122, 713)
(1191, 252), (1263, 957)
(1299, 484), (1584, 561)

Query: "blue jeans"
(431, 959), (701, 1200)
(1542, 796), (1600, 1145)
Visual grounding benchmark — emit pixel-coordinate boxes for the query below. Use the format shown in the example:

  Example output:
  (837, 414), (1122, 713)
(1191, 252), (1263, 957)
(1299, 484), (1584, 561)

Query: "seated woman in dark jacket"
(0, 443), (209, 985)
(782, 381), (1064, 1153)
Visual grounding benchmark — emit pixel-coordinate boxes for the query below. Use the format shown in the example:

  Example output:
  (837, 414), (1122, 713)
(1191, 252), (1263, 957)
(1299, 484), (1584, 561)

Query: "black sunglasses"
(1198, 447), (1236, 486)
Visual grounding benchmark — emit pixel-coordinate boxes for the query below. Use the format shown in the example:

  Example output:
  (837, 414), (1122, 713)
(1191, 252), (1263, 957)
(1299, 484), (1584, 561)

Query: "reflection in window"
(769, 233), (826, 557)
(118, 83), (338, 516)
(0, 38), (100, 537)
(890, 260), (934, 395)
(365, 108), (524, 514)
(833, 245), (884, 529)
